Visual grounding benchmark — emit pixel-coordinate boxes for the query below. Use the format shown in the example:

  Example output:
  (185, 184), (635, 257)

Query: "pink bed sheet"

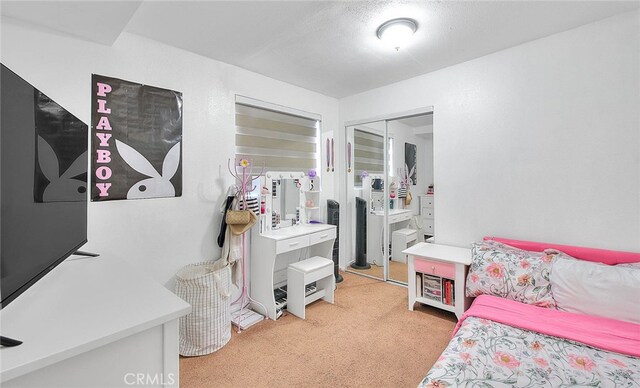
(455, 294), (640, 358)
(483, 236), (640, 265)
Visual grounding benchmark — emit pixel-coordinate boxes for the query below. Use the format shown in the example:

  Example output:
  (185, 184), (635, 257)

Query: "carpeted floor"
(180, 272), (457, 388)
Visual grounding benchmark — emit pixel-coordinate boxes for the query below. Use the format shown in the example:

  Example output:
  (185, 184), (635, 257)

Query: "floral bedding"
(465, 240), (561, 307)
(419, 317), (640, 387)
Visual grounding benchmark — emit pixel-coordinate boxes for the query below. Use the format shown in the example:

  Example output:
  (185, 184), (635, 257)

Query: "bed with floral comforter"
(419, 296), (640, 388)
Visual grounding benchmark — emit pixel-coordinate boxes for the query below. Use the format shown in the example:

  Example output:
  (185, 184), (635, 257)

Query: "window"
(353, 128), (384, 186)
(235, 97), (320, 172)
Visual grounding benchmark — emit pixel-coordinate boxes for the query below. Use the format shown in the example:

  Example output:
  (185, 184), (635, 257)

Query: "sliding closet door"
(343, 111), (434, 285)
(345, 121), (388, 281)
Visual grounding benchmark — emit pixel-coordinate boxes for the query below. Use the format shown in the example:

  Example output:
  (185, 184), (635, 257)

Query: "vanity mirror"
(263, 171), (305, 230)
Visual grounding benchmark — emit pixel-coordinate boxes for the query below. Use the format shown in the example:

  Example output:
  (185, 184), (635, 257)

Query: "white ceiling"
(2, 1), (638, 98)
(1, 1), (142, 45)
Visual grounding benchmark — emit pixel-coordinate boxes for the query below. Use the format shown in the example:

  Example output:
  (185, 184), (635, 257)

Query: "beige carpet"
(180, 272), (456, 388)
(347, 261), (408, 283)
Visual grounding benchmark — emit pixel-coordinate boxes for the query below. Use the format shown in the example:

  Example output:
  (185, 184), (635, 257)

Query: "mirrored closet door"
(345, 121), (387, 281)
(344, 111), (434, 285)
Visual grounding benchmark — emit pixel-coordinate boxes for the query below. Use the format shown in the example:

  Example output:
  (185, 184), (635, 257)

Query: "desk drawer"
(276, 235), (310, 254)
(309, 228), (336, 245)
(414, 257), (455, 279)
(390, 212), (412, 224)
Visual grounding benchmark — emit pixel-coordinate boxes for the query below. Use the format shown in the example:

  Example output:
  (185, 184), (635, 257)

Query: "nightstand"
(404, 242), (472, 319)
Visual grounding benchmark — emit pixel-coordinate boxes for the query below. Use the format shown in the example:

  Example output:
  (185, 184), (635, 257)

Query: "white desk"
(366, 208), (413, 266)
(250, 224), (336, 320)
(0, 256), (191, 387)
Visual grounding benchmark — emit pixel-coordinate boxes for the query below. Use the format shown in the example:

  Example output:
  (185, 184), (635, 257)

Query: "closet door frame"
(342, 106), (434, 283)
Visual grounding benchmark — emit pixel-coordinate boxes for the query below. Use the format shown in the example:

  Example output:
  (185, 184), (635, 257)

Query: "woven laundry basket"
(175, 261), (231, 356)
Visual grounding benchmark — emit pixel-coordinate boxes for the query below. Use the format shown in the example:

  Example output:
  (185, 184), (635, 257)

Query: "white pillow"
(550, 257), (640, 324)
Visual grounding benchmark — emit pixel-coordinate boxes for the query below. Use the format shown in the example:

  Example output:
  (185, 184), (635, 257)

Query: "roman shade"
(354, 128), (384, 185)
(235, 101), (319, 172)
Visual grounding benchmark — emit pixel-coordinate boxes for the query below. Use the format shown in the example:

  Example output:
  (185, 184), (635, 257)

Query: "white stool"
(287, 256), (335, 319)
(392, 228), (417, 263)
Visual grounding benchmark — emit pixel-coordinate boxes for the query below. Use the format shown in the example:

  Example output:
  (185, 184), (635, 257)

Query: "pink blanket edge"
(454, 295), (640, 358)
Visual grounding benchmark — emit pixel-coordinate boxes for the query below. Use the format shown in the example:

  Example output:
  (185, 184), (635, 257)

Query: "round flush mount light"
(376, 18), (418, 51)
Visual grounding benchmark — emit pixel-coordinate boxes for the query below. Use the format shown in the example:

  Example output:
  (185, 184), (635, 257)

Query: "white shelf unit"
(404, 243), (472, 319)
(302, 176), (321, 223)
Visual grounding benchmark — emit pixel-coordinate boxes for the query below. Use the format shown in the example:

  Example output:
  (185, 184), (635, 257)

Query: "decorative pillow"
(550, 257), (640, 324)
(465, 240), (559, 307)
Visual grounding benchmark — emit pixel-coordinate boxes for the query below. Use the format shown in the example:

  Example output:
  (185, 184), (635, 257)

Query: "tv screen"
(1, 64), (88, 308)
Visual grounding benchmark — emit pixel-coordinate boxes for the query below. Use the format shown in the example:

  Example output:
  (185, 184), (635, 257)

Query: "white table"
(0, 256), (191, 387)
(404, 243), (472, 319)
(250, 223), (336, 320)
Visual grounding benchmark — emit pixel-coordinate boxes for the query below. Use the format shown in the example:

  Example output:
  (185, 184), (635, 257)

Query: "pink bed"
(419, 237), (640, 388)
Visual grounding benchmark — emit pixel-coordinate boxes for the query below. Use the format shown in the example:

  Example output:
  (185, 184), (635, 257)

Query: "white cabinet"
(420, 194), (435, 238)
(405, 243), (472, 319)
(0, 256), (190, 387)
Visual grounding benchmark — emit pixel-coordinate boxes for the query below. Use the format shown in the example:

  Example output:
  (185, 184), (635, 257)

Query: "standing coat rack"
(227, 158), (266, 331)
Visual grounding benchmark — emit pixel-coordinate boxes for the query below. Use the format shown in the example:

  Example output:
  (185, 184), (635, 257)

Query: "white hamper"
(175, 261), (231, 356)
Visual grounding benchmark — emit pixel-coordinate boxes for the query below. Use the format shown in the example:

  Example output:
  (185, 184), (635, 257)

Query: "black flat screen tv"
(1, 64), (88, 308)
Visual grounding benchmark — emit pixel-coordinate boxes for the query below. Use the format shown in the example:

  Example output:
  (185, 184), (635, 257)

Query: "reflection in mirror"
(272, 178), (301, 229)
(261, 171), (305, 231)
(387, 113), (434, 284)
(345, 122), (386, 280)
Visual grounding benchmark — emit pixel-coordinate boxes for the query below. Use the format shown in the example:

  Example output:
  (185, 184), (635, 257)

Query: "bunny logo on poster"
(37, 136), (87, 202)
(115, 140), (181, 199)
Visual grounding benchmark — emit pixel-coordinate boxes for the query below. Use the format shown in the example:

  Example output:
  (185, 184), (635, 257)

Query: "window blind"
(235, 103), (319, 171)
(354, 128), (384, 185)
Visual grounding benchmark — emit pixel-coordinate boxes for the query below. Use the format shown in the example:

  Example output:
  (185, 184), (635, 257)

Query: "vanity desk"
(250, 223), (336, 320)
(366, 208), (413, 266)
(249, 171), (336, 320)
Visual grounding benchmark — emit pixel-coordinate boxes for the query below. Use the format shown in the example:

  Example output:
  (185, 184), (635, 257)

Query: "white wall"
(340, 10), (640, 252)
(1, 19), (339, 288)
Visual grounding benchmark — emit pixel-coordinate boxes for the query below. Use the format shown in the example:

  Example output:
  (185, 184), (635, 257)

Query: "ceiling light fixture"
(376, 18), (418, 51)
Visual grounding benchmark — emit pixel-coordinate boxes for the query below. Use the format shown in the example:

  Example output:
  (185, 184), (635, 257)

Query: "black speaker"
(327, 199), (343, 283)
(351, 197), (370, 270)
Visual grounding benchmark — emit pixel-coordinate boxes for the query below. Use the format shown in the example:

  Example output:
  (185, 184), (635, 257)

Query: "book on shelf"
(444, 279), (455, 306)
(451, 281), (455, 305)
(447, 280), (451, 305)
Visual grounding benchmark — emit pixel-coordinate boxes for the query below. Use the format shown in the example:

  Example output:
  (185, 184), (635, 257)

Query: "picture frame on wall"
(405, 142), (417, 185)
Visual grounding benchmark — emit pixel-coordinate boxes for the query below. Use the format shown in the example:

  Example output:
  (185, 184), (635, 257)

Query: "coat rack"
(227, 157), (266, 331)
